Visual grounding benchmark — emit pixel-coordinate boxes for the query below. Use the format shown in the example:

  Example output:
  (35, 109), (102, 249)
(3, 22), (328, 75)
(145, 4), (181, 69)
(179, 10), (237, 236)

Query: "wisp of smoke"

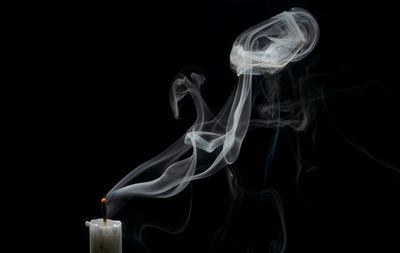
(230, 8), (318, 76)
(100, 6), (400, 253)
(106, 8), (319, 219)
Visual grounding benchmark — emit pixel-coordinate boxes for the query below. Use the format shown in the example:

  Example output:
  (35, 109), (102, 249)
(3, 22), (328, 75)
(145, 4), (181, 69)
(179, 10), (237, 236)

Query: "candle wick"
(101, 197), (108, 226)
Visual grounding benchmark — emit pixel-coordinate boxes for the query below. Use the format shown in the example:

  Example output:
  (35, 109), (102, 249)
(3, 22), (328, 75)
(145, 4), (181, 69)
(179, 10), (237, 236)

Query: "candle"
(86, 198), (122, 253)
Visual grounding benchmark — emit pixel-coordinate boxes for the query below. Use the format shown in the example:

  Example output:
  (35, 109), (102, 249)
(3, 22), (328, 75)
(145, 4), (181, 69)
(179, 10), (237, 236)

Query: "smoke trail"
(230, 8), (318, 76)
(207, 168), (287, 253)
(106, 8), (319, 217)
(107, 9), (318, 213)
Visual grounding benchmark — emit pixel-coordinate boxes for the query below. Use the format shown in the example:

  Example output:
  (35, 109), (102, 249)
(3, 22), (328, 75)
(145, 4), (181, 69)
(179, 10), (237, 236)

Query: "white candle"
(85, 218), (122, 253)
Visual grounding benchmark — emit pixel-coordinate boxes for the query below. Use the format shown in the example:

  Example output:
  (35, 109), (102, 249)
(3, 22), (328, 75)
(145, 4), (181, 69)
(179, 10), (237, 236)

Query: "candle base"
(86, 218), (122, 253)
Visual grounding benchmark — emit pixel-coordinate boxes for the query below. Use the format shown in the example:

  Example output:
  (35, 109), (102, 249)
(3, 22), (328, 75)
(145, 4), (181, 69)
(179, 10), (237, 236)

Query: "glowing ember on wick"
(101, 197), (107, 225)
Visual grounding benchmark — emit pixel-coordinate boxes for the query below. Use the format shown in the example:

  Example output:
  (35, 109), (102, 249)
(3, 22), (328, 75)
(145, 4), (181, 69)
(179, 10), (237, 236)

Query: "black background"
(13, 0), (399, 252)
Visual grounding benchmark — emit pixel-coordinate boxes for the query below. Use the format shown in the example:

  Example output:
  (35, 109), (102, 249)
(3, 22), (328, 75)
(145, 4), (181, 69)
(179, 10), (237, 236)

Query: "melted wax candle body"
(86, 219), (122, 253)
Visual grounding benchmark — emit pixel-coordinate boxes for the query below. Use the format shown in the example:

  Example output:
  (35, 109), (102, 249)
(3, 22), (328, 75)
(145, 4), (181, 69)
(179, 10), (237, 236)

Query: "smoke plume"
(107, 8), (319, 211)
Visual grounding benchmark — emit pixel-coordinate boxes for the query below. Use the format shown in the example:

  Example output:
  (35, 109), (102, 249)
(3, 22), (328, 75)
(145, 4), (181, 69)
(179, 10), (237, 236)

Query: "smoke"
(106, 8), (319, 214)
(98, 6), (400, 253)
(103, 8), (320, 253)
(230, 8), (318, 76)
(206, 168), (287, 253)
